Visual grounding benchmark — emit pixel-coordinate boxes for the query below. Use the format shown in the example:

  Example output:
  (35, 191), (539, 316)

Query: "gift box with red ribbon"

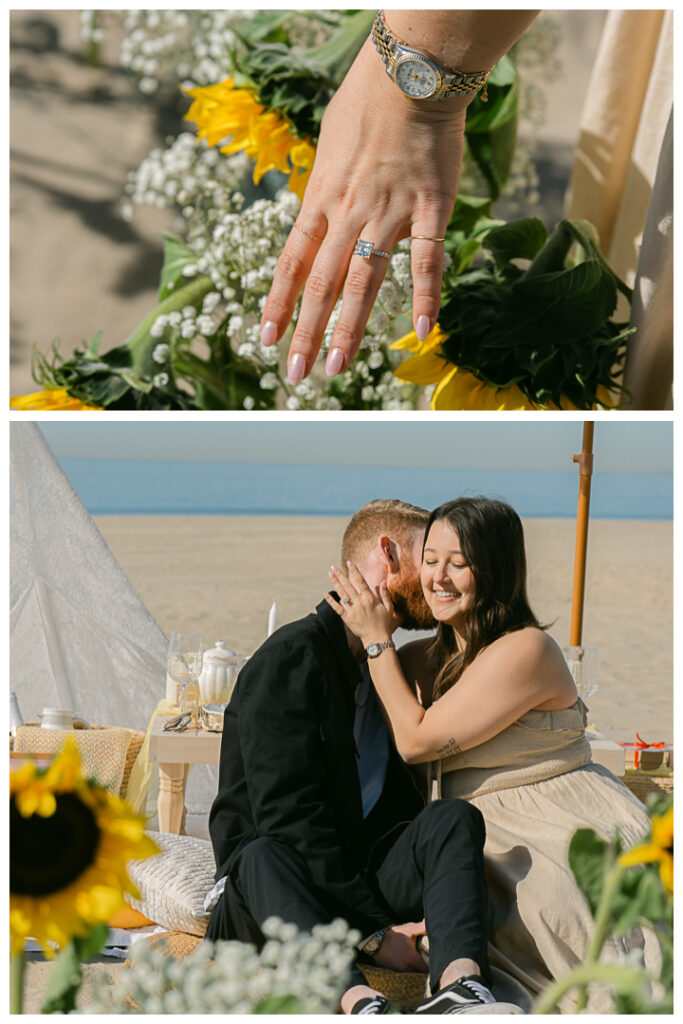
(619, 733), (673, 771)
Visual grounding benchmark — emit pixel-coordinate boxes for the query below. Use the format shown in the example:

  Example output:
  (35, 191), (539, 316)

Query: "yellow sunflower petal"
(391, 325), (447, 355)
(394, 348), (451, 387)
(619, 842), (663, 869)
(659, 854), (674, 894)
(10, 389), (101, 411)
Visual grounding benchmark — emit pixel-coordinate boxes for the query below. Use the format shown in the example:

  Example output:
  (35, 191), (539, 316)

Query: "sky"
(37, 421), (673, 475)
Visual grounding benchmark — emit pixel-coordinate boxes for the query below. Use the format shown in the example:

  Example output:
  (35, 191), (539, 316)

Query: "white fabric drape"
(564, 9), (673, 409)
(10, 423), (217, 816)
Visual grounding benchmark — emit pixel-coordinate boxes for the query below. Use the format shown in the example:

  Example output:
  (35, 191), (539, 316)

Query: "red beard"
(388, 572), (435, 630)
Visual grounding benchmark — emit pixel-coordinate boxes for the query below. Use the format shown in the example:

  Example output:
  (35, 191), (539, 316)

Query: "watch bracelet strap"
(359, 924), (391, 953)
(367, 640), (395, 656)
(371, 9), (491, 101)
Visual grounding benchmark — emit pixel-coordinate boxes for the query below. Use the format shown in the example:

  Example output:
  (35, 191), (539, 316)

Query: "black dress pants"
(206, 799), (491, 992)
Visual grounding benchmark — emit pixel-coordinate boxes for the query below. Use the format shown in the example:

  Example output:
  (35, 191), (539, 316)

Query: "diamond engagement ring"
(353, 239), (391, 260)
(341, 596), (353, 605)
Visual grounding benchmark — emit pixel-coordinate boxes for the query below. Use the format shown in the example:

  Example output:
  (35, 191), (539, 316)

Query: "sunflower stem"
(574, 861), (625, 1012)
(10, 950), (25, 1014)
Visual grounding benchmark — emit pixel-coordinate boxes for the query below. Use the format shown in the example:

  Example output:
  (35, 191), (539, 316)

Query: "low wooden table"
(148, 715), (222, 833)
(147, 718), (625, 834)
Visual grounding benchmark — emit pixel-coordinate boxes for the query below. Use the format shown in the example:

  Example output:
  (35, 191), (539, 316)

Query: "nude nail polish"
(325, 347), (345, 377)
(260, 320), (278, 347)
(416, 315), (431, 341)
(288, 352), (306, 385)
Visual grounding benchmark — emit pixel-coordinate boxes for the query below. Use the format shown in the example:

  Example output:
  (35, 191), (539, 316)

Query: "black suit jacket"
(208, 597), (424, 936)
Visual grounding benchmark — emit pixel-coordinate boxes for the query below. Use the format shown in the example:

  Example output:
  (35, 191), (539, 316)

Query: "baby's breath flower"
(153, 372), (169, 388)
(152, 343), (171, 363)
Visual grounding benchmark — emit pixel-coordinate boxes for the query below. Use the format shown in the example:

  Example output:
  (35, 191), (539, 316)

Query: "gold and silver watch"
(365, 640), (395, 659)
(371, 10), (491, 102)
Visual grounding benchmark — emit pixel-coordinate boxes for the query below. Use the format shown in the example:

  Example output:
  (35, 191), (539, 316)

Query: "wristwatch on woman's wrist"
(371, 10), (491, 102)
(365, 640), (395, 659)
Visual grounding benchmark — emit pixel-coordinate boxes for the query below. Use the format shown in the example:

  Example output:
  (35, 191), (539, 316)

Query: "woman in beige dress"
(328, 496), (659, 1013)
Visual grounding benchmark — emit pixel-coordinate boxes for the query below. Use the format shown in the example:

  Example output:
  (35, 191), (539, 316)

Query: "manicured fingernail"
(325, 347), (345, 377)
(416, 315), (431, 341)
(288, 352), (306, 385)
(260, 320), (278, 347)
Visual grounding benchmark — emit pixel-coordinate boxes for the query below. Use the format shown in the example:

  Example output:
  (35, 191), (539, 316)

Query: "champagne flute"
(167, 632), (202, 724)
(564, 645), (600, 701)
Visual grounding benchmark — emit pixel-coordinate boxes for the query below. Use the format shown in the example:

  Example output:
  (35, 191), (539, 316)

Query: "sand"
(93, 514), (673, 743)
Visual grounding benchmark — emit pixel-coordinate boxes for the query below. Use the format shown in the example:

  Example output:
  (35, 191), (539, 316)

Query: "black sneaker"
(351, 995), (392, 1014)
(415, 976), (523, 1014)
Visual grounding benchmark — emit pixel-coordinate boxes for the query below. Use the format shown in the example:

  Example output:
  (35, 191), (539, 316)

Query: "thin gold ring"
(411, 235), (446, 242)
(292, 221), (324, 242)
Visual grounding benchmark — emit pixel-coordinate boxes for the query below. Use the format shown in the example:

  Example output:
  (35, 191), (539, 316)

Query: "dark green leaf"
(483, 218), (548, 265)
(567, 828), (611, 916)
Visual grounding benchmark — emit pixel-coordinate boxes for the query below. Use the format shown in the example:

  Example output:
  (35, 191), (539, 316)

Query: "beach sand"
(93, 514), (673, 743)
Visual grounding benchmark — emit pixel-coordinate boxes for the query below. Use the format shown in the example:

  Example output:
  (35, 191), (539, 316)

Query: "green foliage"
(232, 10), (375, 141)
(31, 239), (276, 410)
(41, 925), (108, 1014)
(438, 216), (633, 408)
(534, 797), (673, 1014)
(253, 994), (304, 1013)
(464, 55), (520, 200)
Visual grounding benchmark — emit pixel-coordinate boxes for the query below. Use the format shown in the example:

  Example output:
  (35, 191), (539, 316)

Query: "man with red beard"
(207, 500), (509, 1015)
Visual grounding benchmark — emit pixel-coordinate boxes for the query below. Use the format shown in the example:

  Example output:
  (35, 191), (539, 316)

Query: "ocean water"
(59, 458), (672, 521)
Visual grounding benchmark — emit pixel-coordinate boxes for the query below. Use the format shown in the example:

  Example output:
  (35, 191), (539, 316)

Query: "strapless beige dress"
(422, 699), (660, 1013)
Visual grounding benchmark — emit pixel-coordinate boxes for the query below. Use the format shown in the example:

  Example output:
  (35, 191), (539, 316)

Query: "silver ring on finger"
(353, 238), (391, 261)
(341, 596), (353, 605)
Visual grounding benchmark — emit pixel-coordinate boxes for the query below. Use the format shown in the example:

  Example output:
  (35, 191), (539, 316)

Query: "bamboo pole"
(569, 422), (595, 647)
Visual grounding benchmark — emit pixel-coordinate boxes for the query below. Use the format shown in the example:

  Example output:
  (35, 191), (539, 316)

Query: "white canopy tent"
(10, 422), (216, 820)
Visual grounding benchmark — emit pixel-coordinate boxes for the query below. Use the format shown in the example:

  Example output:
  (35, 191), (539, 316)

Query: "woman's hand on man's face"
(326, 562), (397, 645)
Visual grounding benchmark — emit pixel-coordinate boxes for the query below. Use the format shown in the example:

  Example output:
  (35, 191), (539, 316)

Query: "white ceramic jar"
(198, 642), (245, 705)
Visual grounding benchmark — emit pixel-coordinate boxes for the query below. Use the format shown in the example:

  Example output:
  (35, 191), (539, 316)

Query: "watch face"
(366, 644), (381, 658)
(394, 56), (439, 99)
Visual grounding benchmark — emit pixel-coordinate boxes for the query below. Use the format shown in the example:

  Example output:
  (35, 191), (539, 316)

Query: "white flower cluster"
(121, 133), (250, 228)
(82, 916), (360, 1014)
(80, 9), (341, 97)
(80, 10), (247, 95)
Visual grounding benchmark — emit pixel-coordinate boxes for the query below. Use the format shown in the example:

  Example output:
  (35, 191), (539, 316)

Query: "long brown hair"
(424, 497), (544, 700)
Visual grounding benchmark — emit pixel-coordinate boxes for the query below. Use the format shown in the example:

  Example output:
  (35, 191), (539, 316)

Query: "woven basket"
(359, 963), (428, 1011)
(622, 770), (673, 804)
(126, 932), (427, 1011)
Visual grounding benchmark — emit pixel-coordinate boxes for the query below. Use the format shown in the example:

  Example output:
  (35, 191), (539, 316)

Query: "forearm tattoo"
(436, 737), (461, 756)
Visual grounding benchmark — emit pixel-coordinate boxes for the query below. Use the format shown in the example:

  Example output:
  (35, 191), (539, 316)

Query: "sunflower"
(184, 77), (316, 201)
(10, 388), (101, 411)
(619, 805), (673, 895)
(10, 740), (158, 956)
(391, 327), (615, 411)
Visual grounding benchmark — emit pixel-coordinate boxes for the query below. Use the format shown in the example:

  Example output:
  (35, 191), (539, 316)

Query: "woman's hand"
(259, 37), (468, 384)
(326, 563), (398, 646)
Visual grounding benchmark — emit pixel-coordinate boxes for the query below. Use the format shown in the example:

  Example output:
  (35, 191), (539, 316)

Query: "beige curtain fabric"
(564, 10), (673, 408)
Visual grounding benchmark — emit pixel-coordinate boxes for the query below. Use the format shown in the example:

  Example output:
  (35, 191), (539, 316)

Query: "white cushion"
(127, 832), (215, 936)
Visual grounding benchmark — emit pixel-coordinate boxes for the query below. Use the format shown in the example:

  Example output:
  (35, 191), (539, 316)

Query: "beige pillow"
(127, 832), (215, 936)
